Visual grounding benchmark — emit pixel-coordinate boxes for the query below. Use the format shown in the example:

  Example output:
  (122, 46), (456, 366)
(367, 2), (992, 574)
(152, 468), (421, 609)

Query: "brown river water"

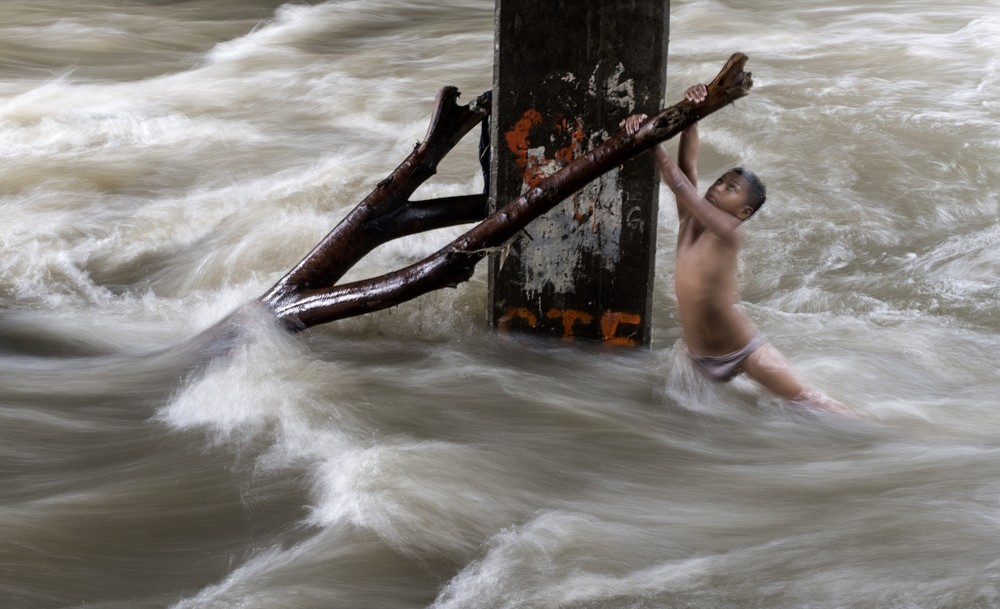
(1, 1), (999, 607)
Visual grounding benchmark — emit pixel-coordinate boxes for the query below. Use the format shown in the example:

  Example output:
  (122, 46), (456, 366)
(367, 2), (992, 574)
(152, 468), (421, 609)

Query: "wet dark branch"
(260, 87), (491, 309)
(648, 52), (753, 140)
(274, 252), (481, 328)
(380, 194), (489, 240)
(271, 193), (488, 319)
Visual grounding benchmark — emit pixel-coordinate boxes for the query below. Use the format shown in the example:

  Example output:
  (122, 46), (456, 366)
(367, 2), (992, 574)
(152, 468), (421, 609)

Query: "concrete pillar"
(488, 0), (669, 347)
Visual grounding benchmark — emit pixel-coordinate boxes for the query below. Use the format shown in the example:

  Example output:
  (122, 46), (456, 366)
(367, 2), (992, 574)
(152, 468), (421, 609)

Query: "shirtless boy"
(623, 83), (851, 415)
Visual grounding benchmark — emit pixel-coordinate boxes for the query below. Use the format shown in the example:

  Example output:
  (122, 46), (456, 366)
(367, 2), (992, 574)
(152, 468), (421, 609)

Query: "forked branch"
(262, 53), (753, 330)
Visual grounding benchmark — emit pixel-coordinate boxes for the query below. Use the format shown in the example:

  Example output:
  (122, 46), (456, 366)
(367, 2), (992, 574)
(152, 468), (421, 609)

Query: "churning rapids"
(1, 1), (999, 608)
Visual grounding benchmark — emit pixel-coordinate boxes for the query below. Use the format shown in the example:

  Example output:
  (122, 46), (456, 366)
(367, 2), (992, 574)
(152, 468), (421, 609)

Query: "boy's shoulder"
(678, 219), (742, 251)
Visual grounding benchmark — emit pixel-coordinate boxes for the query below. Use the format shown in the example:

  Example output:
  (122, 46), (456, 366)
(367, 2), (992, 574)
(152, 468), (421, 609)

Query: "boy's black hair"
(732, 167), (766, 213)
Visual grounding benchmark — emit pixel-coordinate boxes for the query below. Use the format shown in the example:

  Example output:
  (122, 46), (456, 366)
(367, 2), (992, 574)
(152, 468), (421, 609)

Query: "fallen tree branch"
(264, 53), (753, 330)
(260, 87), (491, 310)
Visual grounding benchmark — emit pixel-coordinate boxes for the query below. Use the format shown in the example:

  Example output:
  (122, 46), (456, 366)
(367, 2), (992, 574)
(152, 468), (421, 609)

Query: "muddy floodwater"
(1, 1), (999, 607)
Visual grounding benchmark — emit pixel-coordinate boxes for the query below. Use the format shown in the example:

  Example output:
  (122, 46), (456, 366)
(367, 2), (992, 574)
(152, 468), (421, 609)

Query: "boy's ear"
(737, 206), (754, 221)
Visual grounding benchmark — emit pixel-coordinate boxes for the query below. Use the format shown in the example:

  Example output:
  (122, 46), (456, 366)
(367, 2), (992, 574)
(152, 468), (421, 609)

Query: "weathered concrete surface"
(488, 0), (669, 346)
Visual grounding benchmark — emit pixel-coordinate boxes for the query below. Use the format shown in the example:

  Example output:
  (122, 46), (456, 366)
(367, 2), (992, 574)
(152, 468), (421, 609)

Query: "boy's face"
(705, 171), (754, 221)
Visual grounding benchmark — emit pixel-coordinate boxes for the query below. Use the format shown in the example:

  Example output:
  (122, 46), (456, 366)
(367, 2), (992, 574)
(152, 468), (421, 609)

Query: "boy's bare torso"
(674, 216), (756, 357)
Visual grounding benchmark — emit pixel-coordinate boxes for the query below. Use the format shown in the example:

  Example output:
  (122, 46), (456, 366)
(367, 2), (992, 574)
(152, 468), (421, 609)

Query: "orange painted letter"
(600, 311), (642, 347)
(547, 308), (593, 339)
(498, 307), (538, 333)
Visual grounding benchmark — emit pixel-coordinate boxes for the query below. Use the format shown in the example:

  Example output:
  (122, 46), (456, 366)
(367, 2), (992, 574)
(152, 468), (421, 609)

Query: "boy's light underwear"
(688, 335), (766, 382)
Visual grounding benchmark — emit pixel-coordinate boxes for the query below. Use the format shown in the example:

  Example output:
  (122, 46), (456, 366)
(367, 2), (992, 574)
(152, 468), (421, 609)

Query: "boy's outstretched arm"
(622, 113), (695, 226)
(676, 84), (706, 187)
(652, 146), (742, 241)
(623, 102), (742, 241)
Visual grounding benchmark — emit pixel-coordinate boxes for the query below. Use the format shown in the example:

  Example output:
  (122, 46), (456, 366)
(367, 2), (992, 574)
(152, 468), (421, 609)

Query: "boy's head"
(708, 168), (767, 221)
(730, 167), (766, 218)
